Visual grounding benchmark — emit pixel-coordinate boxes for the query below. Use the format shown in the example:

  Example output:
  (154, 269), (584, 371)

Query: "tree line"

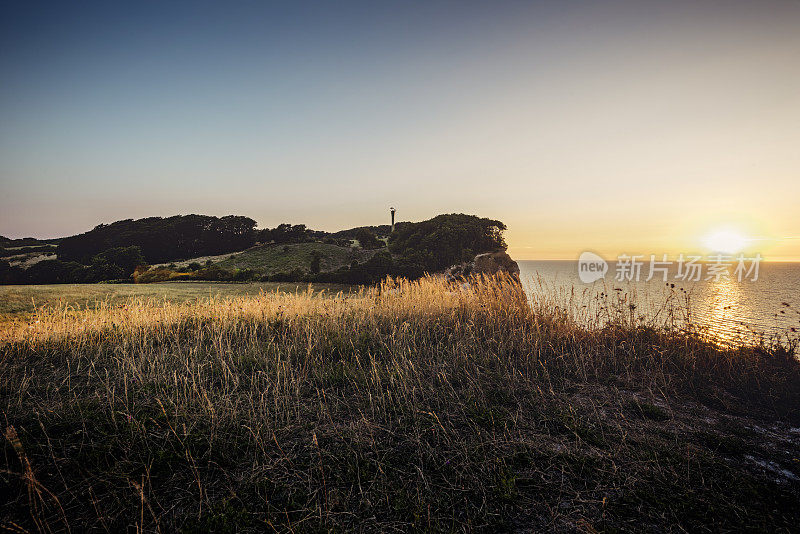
(57, 215), (258, 264)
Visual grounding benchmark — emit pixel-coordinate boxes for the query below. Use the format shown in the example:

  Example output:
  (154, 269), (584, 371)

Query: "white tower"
(390, 207), (396, 233)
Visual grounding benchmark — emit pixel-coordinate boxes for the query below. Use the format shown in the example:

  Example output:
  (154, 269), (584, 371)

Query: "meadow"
(1, 274), (799, 532)
(0, 281), (350, 318)
(214, 242), (379, 276)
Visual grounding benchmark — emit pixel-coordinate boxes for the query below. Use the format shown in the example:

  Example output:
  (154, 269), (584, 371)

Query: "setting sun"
(702, 229), (750, 254)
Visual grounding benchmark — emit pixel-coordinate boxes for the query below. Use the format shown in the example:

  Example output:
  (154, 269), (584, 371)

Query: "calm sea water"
(518, 260), (800, 344)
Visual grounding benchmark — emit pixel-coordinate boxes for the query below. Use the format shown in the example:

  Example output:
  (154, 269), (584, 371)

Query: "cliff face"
(445, 250), (520, 279)
(472, 251), (520, 276)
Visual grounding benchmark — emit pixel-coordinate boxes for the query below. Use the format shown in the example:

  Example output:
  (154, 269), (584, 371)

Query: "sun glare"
(702, 229), (749, 254)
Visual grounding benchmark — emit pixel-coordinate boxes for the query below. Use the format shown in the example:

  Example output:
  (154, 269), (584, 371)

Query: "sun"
(702, 229), (749, 254)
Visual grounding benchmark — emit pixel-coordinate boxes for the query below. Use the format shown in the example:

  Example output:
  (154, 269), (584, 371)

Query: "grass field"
(0, 281), (351, 318)
(1, 275), (799, 532)
(214, 242), (378, 275)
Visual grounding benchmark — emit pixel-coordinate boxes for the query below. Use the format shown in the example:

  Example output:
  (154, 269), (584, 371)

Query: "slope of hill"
(214, 242), (378, 276)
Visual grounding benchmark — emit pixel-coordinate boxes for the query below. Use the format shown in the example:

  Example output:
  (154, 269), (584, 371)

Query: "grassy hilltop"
(1, 275), (799, 532)
(215, 242), (380, 276)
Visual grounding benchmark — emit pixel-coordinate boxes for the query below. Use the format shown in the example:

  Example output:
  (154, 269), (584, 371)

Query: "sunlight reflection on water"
(519, 260), (800, 346)
(703, 276), (746, 341)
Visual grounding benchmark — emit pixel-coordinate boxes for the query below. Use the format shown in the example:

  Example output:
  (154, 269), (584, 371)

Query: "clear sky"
(1, 1), (798, 260)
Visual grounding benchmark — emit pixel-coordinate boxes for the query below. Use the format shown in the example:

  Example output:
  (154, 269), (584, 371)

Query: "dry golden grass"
(1, 274), (799, 532)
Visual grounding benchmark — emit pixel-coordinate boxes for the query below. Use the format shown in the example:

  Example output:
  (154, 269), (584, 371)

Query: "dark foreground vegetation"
(1, 275), (799, 532)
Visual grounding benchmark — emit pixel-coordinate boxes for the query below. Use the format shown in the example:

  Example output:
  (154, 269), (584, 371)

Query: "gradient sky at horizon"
(2, 1), (799, 259)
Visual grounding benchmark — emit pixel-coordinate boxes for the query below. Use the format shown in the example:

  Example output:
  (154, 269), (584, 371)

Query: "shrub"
(232, 268), (256, 281)
(310, 251), (323, 274)
(193, 266), (234, 281)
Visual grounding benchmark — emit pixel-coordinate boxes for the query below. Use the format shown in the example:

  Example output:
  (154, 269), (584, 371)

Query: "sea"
(517, 260), (800, 345)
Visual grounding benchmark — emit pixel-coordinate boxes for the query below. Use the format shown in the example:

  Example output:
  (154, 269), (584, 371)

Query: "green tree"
(354, 228), (384, 250)
(91, 246), (146, 273)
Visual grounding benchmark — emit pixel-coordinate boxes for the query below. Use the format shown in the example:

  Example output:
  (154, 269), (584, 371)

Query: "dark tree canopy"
(0, 245), (147, 284)
(353, 228), (384, 250)
(259, 224), (314, 244)
(91, 246), (146, 273)
(389, 213), (507, 274)
(57, 215), (257, 264)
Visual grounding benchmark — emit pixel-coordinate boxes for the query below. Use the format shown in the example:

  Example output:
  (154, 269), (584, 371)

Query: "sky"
(1, 0), (799, 260)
